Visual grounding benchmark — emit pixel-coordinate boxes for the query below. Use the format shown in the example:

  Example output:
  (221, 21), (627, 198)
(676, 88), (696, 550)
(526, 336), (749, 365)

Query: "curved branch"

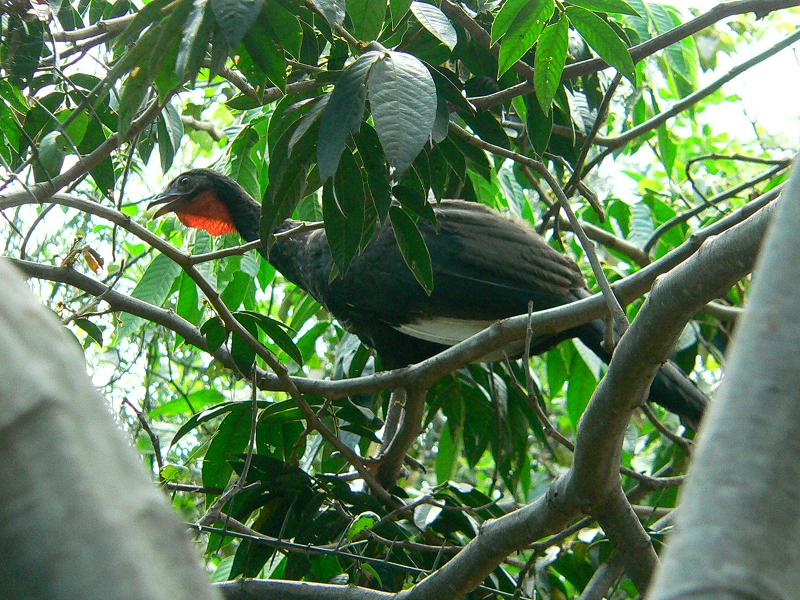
(399, 159), (777, 600)
(0, 185), (776, 400)
(583, 30), (800, 174)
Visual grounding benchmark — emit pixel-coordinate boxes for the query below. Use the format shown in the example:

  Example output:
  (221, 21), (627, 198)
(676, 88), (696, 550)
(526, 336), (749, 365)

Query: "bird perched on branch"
(149, 168), (708, 426)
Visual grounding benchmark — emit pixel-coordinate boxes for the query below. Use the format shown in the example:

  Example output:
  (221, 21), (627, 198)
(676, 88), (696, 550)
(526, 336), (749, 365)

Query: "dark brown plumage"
(149, 169), (708, 424)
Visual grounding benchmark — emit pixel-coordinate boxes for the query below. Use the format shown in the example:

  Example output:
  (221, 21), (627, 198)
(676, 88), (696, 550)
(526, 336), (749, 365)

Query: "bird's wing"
(318, 200), (586, 330)
(428, 200), (585, 300)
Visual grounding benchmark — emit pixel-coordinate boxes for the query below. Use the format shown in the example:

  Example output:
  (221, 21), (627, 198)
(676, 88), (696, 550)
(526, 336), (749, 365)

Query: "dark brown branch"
(375, 387), (428, 487)
(52, 13), (135, 42)
(180, 116), (224, 141)
(216, 579), (395, 600)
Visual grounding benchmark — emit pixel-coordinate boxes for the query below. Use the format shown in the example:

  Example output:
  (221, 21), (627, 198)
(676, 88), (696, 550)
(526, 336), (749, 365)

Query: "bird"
(148, 168), (708, 426)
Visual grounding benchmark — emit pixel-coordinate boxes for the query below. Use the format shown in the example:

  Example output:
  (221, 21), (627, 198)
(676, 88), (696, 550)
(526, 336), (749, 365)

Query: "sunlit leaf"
(368, 51), (436, 174)
(566, 6), (636, 82)
(410, 2), (457, 50)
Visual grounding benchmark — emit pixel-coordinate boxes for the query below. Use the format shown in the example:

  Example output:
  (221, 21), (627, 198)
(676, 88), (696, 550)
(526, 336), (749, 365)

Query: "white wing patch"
(394, 317), (494, 346)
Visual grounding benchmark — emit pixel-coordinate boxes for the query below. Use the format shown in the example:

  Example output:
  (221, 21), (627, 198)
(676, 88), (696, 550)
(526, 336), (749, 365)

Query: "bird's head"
(148, 169), (251, 237)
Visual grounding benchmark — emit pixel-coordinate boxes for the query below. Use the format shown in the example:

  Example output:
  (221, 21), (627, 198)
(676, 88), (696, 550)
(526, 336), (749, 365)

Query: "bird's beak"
(147, 191), (188, 219)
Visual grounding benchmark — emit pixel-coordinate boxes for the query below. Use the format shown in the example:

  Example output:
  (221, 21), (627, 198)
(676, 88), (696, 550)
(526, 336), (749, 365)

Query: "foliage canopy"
(1, 0), (797, 597)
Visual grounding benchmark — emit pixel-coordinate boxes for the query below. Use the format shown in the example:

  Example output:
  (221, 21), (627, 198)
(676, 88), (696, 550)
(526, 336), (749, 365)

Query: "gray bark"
(649, 158), (800, 599)
(0, 260), (219, 600)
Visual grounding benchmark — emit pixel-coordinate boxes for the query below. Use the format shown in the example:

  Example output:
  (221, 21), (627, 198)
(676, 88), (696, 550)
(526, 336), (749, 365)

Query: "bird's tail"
(572, 319), (707, 429)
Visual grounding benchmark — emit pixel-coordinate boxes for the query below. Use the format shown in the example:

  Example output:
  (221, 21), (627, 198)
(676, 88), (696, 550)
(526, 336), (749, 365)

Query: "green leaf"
(657, 124), (676, 177)
(390, 0), (412, 24)
(566, 0), (639, 15)
(432, 92), (449, 144)
(333, 148), (367, 249)
(566, 346), (597, 429)
(201, 316), (229, 351)
(355, 124), (392, 222)
(265, 1), (302, 57)
(33, 132), (68, 183)
(318, 51), (381, 180)
(170, 401), (241, 446)
(323, 173), (362, 275)
(261, 113), (318, 249)
(347, 511), (379, 539)
(367, 51), (436, 174)
(8, 19), (44, 85)
(211, 0), (265, 48)
(230, 312), (260, 371)
(176, 0), (212, 80)
(202, 404), (252, 491)
(75, 317), (104, 347)
(496, 0), (554, 77)
(241, 311), (304, 365)
(176, 272), (202, 326)
(243, 23), (287, 89)
(79, 120), (114, 196)
(150, 389), (226, 419)
(157, 103), (184, 172)
(546, 347), (567, 394)
(228, 126), (261, 199)
(221, 271), (253, 310)
(118, 253), (182, 338)
(534, 14), (568, 113)
(413, 503), (441, 530)
(410, 2), (457, 50)
(118, 65), (155, 139)
(389, 205), (433, 294)
(436, 420), (461, 483)
(311, 0), (346, 26)
(346, 0), (385, 41)
(566, 6), (635, 82)
(426, 64), (475, 115)
(490, 0), (526, 44)
(629, 201), (653, 247)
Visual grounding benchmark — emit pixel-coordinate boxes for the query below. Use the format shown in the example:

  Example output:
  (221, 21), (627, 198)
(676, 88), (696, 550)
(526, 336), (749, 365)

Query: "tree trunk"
(0, 260), (219, 600)
(649, 158), (800, 598)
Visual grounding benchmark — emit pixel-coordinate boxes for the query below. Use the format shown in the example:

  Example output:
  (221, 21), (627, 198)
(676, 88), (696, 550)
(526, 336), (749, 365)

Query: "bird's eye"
(177, 176), (190, 190)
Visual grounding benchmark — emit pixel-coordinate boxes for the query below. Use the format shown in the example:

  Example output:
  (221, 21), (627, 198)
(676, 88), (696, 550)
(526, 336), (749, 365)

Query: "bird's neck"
(216, 182), (314, 292)
(223, 189), (261, 242)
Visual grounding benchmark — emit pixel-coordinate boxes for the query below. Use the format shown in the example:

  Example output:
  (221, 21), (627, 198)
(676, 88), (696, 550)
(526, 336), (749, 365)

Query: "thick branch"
(650, 160), (800, 597)
(392, 185), (777, 599)
(216, 580), (394, 600)
(375, 387), (428, 487)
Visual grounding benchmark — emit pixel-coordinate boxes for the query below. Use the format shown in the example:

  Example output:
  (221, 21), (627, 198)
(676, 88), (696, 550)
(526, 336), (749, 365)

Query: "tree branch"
(1, 186), (777, 402)
(471, 0), (800, 109)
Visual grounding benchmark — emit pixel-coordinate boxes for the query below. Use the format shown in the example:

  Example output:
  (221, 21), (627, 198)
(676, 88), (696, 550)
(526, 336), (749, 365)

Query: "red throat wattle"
(174, 191), (237, 236)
